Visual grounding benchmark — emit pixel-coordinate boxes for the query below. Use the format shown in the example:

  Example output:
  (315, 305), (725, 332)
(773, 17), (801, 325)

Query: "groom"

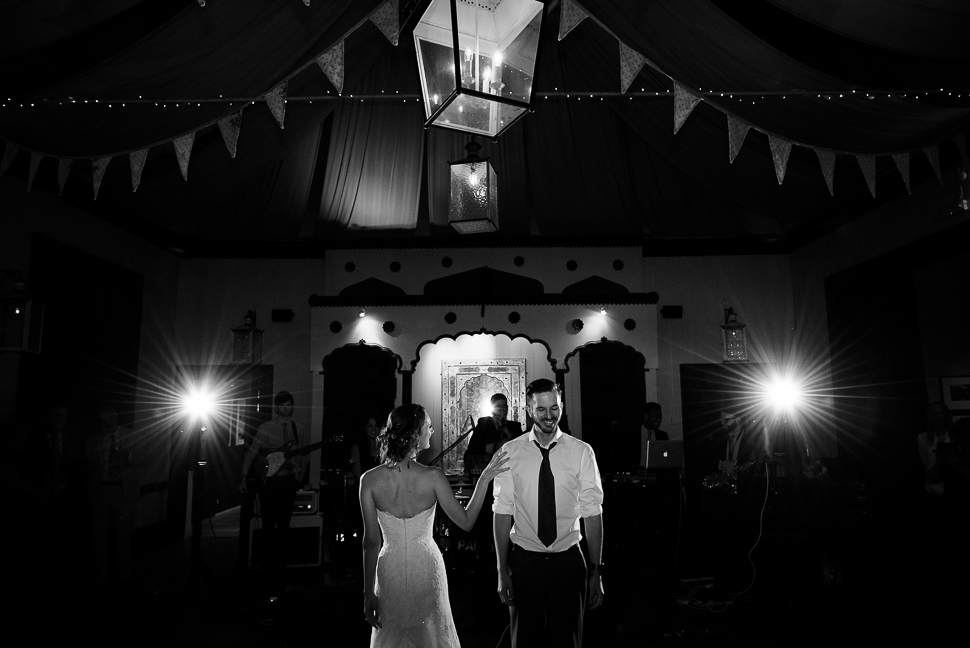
(492, 378), (605, 648)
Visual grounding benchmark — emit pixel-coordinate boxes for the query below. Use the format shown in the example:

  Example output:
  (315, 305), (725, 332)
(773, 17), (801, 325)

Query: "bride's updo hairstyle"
(378, 404), (427, 466)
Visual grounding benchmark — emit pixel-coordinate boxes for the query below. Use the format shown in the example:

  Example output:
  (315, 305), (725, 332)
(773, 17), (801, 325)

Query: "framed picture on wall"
(941, 376), (970, 410)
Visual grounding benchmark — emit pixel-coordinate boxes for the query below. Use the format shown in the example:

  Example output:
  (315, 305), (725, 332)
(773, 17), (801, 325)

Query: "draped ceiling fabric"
(1, 0), (968, 250)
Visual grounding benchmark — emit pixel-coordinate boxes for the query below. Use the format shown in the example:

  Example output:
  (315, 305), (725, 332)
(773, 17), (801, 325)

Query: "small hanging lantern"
(414, 0), (546, 138)
(449, 139), (498, 233)
(0, 271), (44, 354)
(721, 307), (747, 363)
(231, 310), (263, 364)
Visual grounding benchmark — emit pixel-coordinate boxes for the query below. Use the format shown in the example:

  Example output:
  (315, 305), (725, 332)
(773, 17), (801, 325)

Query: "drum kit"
(434, 474), (482, 573)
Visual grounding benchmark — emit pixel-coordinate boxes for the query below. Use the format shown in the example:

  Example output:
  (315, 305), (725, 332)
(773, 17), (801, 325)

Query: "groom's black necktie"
(535, 441), (558, 547)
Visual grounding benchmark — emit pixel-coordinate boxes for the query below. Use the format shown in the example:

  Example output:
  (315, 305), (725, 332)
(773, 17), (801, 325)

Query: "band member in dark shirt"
(463, 394), (523, 570)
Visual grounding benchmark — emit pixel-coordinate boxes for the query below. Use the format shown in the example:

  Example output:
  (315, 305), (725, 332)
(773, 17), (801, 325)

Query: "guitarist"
(239, 391), (307, 580)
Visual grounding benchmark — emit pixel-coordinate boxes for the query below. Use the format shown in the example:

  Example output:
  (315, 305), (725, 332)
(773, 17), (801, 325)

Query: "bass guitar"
(253, 434), (342, 480)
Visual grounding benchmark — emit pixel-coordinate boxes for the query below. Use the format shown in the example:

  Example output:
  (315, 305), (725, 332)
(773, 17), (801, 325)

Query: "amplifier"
(609, 471), (657, 485)
(293, 489), (318, 515)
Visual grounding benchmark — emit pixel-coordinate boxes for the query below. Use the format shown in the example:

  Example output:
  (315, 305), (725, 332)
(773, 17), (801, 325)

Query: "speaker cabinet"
(249, 513), (323, 568)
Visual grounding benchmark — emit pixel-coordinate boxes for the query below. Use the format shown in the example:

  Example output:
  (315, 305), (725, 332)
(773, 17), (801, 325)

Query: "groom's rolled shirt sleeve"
(578, 445), (605, 518)
(492, 455), (515, 515)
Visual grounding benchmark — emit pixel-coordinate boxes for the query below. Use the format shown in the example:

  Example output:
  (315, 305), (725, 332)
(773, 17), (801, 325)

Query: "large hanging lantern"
(231, 310), (263, 364)
(720, 307), (748, 363)
(414, 0), (546, 139)
(449, 139), (498, 233)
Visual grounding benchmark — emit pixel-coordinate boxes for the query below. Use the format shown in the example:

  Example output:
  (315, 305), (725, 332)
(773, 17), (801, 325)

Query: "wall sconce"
(231, 310), (263, 364)
(449, 139), (499, 234)
(414, 0), (546, 138)
(0, 271), (44, 354)
(720, 307), (747, 363)
(358, 308), (366, 318)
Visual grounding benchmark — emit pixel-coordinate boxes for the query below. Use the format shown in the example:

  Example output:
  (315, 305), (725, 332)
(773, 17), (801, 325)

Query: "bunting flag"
(92, 156), (112, 200)
(619, 41), (646, 95)
(317, 40), (345, 96)
(370, 0), (399, 46)
(955, 132), (967, 164)
(923, 145), (942, 184)
(173, 132), (195, 181)
(57, 159), (74, 195)
(892, 153), (911, 194)
(129, 149), (148, 192)
(303, 0), (310, 5)
(768, 135), (792, 185)
(559, 0), (588, 41)
(266, 81), (287, 130)
(815, 149), (836, 196)
(218, 111), (243, 158)
(672, 82), (701, 134)
(856, 155), (876, 198)
(727, 114), (750, 164)
(27, 152), (43, 192)
(0, 141), (18, 177)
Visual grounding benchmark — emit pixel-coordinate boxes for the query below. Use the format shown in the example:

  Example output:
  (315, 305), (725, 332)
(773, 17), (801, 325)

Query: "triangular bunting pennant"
(856, 155), (876, 198)
(559, 0), (588, 41)
(0, 141), (19, 177)
(923, 145), (942, 184)
(370, 0), (400, 46)
(768, 135), (793, 185)
(815, 149), (836, 196)
(218, 111), (243, 158)
(303, 0), (310, 5)
(173, 132), (195, 181)
(892, 153), (911, 194)
(129, 149), (148, 192)
(673, 82), (702, 134)
(727, 114), (750, 164)
(619, 41), (646, 95)
(954, 133), (967, 164)
(27, 152), (43, 192)
(57, 159), (74, 195)
(316, 40), (345, 96)
(92, 156), (112, 200)
(265, 82), (287, 130)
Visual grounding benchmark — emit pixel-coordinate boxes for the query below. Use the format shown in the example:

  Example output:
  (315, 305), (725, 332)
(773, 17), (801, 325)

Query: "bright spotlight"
(762, 375), (804, 413)
(182, 387), (215, 420)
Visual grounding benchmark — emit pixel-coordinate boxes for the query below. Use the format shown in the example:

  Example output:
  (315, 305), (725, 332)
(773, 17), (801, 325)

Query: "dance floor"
(19, 504), (953, 648)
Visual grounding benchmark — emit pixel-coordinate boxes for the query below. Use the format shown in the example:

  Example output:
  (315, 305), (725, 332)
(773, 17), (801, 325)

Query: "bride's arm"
(359, 473), (382, 629)
(432, 449), (509, 533)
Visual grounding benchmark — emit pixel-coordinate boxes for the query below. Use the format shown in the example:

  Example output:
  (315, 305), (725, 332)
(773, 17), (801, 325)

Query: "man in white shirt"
(493, 378), (604, 648)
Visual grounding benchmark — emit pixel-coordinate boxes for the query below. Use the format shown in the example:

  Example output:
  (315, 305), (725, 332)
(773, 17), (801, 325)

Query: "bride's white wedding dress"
(371, 504), (460, 648)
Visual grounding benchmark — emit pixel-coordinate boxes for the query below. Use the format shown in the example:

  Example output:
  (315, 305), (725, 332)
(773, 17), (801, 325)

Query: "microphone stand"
(429, 415), (476, 467)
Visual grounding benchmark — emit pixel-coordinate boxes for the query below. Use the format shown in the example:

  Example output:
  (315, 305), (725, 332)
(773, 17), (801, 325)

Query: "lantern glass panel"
(415, 0), (543, 138)
(449, 159), (498, 233)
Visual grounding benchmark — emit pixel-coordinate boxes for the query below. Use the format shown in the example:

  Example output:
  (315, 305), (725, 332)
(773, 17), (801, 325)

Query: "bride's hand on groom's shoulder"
(364, 592), (381, 630)
(482, 449), (510, 482)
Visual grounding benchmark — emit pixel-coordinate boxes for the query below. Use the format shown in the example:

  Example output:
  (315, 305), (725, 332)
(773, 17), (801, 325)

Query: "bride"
(359, 404), (508, 647)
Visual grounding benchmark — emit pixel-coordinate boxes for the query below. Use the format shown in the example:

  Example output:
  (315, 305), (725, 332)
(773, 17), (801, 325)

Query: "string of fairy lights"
(3, 87), (969, 110)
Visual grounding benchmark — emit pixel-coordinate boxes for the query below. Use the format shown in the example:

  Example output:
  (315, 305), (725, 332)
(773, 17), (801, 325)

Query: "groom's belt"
(511, 543), (581, 558)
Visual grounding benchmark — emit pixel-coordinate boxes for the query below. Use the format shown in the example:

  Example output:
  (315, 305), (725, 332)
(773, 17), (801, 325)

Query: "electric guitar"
(253, 434), (342, 480)
(702, 460), (756, 495)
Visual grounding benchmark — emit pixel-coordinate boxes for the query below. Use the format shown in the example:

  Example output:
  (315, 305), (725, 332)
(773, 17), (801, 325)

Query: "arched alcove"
(321, 343), (399, 466)
(424, 266), (544, 297)
(339, 277), (406, 297)
(562, 275), (629, 295)
(565, 340), (647, 475)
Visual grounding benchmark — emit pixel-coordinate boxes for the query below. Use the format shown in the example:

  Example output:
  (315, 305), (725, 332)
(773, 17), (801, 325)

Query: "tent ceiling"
(2, 0), (968, 256)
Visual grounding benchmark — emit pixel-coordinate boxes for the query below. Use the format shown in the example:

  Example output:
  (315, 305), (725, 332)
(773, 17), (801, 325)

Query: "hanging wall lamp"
(231, 310), (263, 364)
(0, 271), (44, 354)
(414, 0), (546, 139)
(449, 138), (498, 233)
(720, 307), (748, 363)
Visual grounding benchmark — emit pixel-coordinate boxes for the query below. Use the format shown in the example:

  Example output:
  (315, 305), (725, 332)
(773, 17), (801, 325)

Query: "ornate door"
(440, 359), (527, 475)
